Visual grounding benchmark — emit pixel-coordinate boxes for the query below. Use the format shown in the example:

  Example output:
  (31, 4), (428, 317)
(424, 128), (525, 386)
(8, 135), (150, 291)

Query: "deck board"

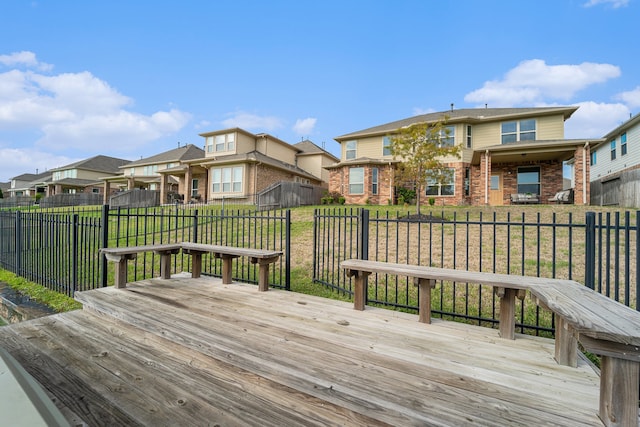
(0, 276), (604, 426)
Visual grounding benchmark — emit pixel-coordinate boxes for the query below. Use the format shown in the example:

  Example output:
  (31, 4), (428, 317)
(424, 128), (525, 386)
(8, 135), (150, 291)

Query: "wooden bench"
(101, 243), (282, 292)
(180, 243), (282, 292)
(548, 189), (574, 204)
(341, 259), (640, 427)
(100, 244), (183, 289)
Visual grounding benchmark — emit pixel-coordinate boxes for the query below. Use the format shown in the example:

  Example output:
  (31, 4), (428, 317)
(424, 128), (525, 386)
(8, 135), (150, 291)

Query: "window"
(130, 168), (135, 176)
(191, 179), (199, 197)
(517, 166), (540, 195)
(426, 168), (455, 196)
(466, 125), (472, 148)
(610, 139), (617, 161)
(371, 168), (379, 195)
(143, 165), (159, 175)
(591, 151), (597, 166)
(211, 166), (243, 194)
(349, 167), (364, 194)
(208, 133), (235, 153)
(439, 126), (455, 147)
(501, 120), (536, 144)
(464, 168), (470, 196)
(345, 140), (357, 160)
(621, 132), (627, 156)
(382, 137), (392, 156)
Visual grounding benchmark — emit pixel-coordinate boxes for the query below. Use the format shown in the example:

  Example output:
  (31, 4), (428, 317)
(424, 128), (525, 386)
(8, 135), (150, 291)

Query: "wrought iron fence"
(0, 205), (291, 297)
(313, 208), (639, 335)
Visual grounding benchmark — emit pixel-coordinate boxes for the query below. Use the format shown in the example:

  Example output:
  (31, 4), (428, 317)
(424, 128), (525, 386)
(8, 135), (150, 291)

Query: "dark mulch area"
(398, 213), (449, 223)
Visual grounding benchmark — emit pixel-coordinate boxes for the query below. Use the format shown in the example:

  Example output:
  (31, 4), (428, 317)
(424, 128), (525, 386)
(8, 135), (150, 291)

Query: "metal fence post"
(15, 211), (22, 277)
(101, 204), (109, 287)
(72, 214), (79, 296)
(585, 211), (596, 290)
(358, 208), (369, 260)
(285, 209), (291, 290)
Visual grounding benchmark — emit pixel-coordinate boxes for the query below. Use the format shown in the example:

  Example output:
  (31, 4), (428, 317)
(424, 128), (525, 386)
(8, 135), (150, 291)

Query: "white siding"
(591, 123), (640, 181)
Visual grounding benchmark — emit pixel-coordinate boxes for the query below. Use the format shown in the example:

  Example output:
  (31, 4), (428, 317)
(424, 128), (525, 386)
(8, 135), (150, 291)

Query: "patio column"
(481, 150), (492, 205)
(159, 174), (168, 205)
(573, 144), (590, 205)
(185, 166), (193, 203)
(127, 177), (135, 190)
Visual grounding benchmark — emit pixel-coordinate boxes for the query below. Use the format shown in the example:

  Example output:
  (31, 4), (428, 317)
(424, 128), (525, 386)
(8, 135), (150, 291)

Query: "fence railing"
(0, 205), (291, 297)
(313, 208), (639, 335)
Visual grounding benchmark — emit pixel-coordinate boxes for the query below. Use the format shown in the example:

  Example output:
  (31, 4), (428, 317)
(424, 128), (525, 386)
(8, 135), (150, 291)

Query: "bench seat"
(510, 193), (540, 204)
(101, 242), (282, 292)
(340, 259), (640, 427)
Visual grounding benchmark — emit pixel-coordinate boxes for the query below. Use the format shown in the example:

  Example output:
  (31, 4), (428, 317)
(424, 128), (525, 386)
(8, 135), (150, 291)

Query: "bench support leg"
(114, 258), (128, 289)
(598, 356), (640, 427)
(352, 271), (371, 311)
(414, 278), (436, 323)
(191, 253), (202, 278)
(496, 287), (517, 340)
(554, 316), (577, 367)
(220, 255), (235, 284)
(159, 254), (172, 280)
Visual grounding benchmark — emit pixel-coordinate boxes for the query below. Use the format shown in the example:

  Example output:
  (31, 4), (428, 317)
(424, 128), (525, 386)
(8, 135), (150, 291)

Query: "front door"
(489, 173), (503, 206)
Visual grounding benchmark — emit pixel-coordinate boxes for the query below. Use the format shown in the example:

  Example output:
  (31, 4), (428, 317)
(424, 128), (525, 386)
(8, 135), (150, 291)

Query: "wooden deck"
(0, 276), (605, 426)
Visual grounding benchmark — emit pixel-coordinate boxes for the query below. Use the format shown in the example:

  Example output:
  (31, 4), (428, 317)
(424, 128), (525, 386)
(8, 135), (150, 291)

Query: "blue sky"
(0, 0), (638, 181)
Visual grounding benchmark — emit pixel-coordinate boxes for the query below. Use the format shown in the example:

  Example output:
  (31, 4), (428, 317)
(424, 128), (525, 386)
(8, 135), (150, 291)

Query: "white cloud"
(464, 59), (620, 106)
(0, 147), (77, 181)
(221, 111), (284, 131)
(412, 107), (435, 116)
(565, 101), (630, 139)
(583, 0), (629, 8)
(0, 51), (52, 71)
(615, 86), (640, 108)
(292, 117), (317, 135)
(0, 51), (191, 152)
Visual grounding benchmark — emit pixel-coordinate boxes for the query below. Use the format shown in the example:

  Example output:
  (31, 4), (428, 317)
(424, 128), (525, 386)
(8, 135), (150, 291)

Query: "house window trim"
(621, 132), (627, 156)
(382, 137), (392, 156)
(345, 140), (357, 160)
(371, 167), (379, 195)
(349, 167), (364, 195)
(211, 166), (244, 194)
(501, 119), (536, 144)
(425, 168), (455, 196)
(466, 125), (472, 148)
(611, 139), (617, 161)
(516, 166), (541, 195)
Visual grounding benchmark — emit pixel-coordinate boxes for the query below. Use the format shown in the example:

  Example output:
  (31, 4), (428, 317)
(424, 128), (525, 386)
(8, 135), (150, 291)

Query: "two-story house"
(7, 170), (51, 198)
(590, 112), (640, 207)
(47, 155), (130, 196)
(173, 128), (337, 204)
(328, 107), (597, 206)
(101, 144), (204, 204)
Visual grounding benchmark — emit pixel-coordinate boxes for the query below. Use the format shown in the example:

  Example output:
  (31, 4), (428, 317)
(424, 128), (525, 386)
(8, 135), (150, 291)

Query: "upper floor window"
(349, 167), (364, 194)
(207, 133), (235, 153)
(382, 137), (392, 156)
(371, 167), (379, 195)
(439, 126), (455, 147)
(621, 132), (627, 156)
(345, 140), (357, 160)
(611, 139), (617, 161)
(466, 125), (472, 148)
(426, 168), (455, 196)
(143, 165), (159, 176)
(53, 169), (77, 181)
(591, 151), (597, 166)
(130, 168), (135, 176)
(501, 119), (536, 144)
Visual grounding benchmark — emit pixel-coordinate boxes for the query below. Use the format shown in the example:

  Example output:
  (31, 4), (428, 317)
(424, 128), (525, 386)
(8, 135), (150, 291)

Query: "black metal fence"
(313, 208), (639, 335)
(0, 205), (291, 297)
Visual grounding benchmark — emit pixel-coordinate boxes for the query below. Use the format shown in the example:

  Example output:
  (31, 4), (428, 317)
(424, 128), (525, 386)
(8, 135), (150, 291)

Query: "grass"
(0, 270), (82, 313)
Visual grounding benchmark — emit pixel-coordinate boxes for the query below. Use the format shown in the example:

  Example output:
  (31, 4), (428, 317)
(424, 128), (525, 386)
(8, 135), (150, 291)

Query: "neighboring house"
(590, 113), (640, 207)
(7, 171), (51, 198)
(102, 144), (204, 204)
(328, 107), (598, 206)
(0, 181), (9, 197)
(47, 155), (130, 196)
(172, 128), (336, 204)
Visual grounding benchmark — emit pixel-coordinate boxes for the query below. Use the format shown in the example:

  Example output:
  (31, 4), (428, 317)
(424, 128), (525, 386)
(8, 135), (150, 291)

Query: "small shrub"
(338, 196), (346, 205)
(428, 197), (436, 206)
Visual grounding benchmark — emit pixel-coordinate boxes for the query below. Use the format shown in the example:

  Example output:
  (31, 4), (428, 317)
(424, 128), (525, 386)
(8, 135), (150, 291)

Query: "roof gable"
(124, 144), (205, 167)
